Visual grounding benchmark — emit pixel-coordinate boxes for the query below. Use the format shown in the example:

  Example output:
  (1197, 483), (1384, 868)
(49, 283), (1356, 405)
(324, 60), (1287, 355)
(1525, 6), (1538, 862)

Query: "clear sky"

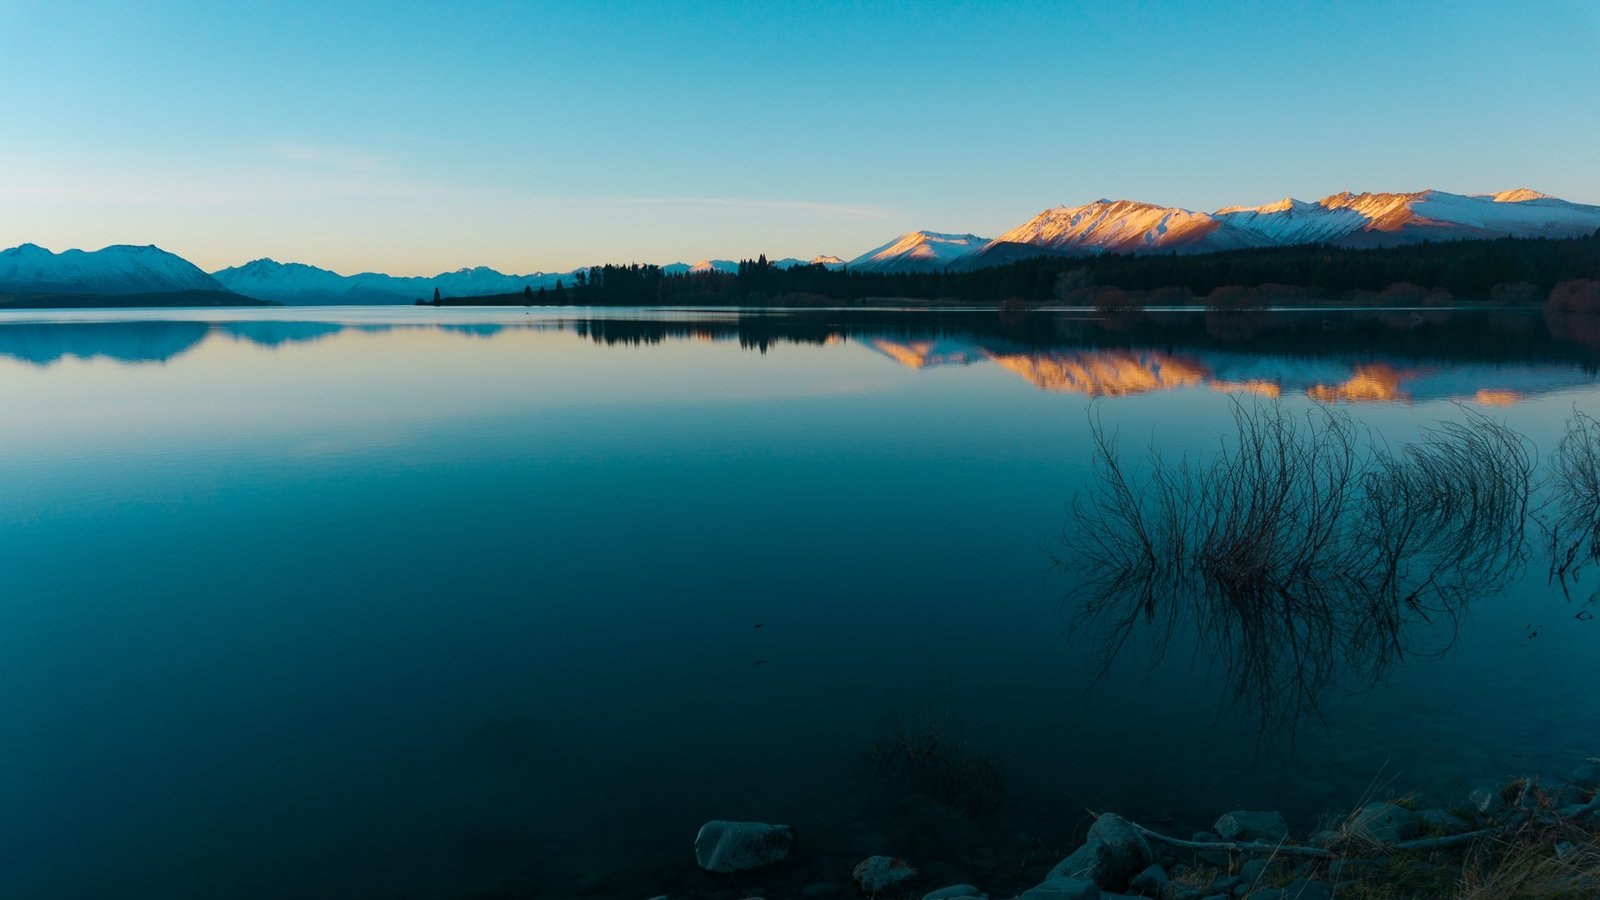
(3, 0), (1597, 276)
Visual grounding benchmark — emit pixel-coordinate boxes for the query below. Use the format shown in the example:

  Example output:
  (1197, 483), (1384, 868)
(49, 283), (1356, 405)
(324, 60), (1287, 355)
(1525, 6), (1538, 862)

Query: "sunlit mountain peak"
(1491, 188), (1554, 203)
(846, 231), (991, 273)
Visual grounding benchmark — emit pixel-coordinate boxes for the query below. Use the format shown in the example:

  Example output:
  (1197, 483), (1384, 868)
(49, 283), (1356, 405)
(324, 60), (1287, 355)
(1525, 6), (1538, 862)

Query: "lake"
(1, 305), (1596, 899)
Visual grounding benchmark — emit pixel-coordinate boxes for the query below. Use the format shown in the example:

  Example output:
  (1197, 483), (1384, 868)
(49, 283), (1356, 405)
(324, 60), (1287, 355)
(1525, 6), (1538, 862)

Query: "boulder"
(922, 886), (986, 900)
(1128, 864), (1167, 896)
(853, 856), (916, 893)
(1047, 813), (1153, 889)
(1466, 786), (1506, 816)
(1417, 808), (1471, 835)
(1279, 879), (1333, 900)
(1239, 857), (1278, 884)
(1348, 803), (1422, 843)
(694, 820), (793, 873)
(1212, 810), (1289, 844)
(1019, 877), (1100, 900)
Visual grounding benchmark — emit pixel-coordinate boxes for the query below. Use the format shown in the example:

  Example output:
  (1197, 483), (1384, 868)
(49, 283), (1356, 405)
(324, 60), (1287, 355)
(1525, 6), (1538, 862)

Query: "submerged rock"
(853, 856), (916, 893)
(1570, 764), (1600, 791)
(693, 820), (793, 873)
(1047, 813), (1152, 889)
(1019, 876), (1099, 900)
(1212, 810), (1289, 843)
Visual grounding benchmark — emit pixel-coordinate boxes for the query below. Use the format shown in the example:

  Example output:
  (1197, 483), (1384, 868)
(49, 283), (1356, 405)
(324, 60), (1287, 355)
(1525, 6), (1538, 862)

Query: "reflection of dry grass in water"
(1057, 399), (1536, 732)
(1546, 410), (1600, 608)
(862, 713), (1005, 815)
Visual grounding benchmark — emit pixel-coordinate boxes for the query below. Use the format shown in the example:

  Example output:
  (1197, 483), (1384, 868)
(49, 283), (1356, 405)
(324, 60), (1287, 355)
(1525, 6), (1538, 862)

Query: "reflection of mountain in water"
(216, 321), (347, 348)
(968, 348), (1595, 404)
(0, 321), (515, 367)
(987, 349), (1214, 397)
(0, 320), (212, 365)
(829, 309), (1600, 404)
(865, 338), (990, 369)
(2, 310), (1596, 404)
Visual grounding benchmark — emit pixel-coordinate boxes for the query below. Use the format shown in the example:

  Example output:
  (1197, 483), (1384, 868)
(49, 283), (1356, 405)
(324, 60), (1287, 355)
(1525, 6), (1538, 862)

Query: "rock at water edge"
(1347, 803), (1422, 843)
(1019, 876), (1100, 900)
(853, 856), (916, 893)
(1212, 810), (1289, 843)
(694, 820), (794, 873)
(1047, 813), (1152, 889)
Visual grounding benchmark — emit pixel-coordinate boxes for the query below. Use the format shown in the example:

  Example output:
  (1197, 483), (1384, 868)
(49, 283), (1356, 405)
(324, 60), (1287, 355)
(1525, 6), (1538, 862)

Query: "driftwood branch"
(1129, 795), (1600, 862)
(1133, 825), (1337, 860)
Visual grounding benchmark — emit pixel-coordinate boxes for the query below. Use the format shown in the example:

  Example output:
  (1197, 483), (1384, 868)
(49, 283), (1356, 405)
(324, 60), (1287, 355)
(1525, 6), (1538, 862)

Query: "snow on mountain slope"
(771, 255), (846, 270)
(211, 259), (576, 304)
(1212, 197), (1374, 245)
(847, 231), (990, 273)
(955, 200), (1268, 268)
(1216, 189), (1600, 247)
(683, 259), (739, 274)
(949, 189), (1600, 270)
(0, 243), (226, 294)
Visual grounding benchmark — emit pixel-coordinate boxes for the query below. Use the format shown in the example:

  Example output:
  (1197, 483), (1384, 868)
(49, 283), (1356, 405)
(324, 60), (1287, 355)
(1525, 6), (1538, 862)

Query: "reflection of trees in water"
(1056, 401), (1536, 734)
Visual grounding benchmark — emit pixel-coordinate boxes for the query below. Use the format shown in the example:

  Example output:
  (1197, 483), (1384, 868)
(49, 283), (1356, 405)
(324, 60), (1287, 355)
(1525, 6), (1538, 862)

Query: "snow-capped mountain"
(1217, 189), (1600, 247)
(210, 258), (577, 304)
(660, 259), (739, 275)
(771, 255), (846, 270)
(0, 243), (227, 294)
(847, 231), (991, 273)
(964, 200), (1267, 267)
(942, 189), (1600, 269)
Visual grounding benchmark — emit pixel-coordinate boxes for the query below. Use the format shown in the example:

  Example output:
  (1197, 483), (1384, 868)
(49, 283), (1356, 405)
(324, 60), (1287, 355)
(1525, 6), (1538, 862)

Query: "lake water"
(1, 306), (1597, 899)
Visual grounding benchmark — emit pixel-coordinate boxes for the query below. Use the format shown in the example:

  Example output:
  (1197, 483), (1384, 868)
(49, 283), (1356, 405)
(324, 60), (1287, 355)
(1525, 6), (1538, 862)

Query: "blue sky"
(2, 0), (1597, 275)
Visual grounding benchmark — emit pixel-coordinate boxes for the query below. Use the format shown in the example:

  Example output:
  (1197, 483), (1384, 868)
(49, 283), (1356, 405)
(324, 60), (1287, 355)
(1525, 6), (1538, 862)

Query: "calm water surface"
(1, 306), (1596, 898)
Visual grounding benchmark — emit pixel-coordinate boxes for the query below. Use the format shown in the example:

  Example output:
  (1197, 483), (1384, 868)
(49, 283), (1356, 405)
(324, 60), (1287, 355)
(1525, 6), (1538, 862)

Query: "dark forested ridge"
(427, 233), (1600, 309)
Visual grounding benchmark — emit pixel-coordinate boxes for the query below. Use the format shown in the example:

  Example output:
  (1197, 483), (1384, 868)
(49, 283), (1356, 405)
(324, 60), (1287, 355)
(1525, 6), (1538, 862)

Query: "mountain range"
(4, 188), (1598, 304)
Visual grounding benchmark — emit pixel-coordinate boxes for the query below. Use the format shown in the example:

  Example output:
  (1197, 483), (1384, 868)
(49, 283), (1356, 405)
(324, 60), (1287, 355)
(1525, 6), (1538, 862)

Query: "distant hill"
(0, 243), (229, 294)
(209, 258), (579, 305)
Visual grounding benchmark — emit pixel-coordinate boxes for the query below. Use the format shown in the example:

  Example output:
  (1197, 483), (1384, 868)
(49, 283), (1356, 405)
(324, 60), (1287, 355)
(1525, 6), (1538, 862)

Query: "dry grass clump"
(1460, 818), (1600, 899)
(862, 712), (1005, 815)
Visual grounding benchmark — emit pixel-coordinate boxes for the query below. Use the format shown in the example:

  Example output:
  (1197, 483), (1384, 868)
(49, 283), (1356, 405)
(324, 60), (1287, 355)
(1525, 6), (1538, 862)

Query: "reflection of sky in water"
(0, 308), (1597, 899)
